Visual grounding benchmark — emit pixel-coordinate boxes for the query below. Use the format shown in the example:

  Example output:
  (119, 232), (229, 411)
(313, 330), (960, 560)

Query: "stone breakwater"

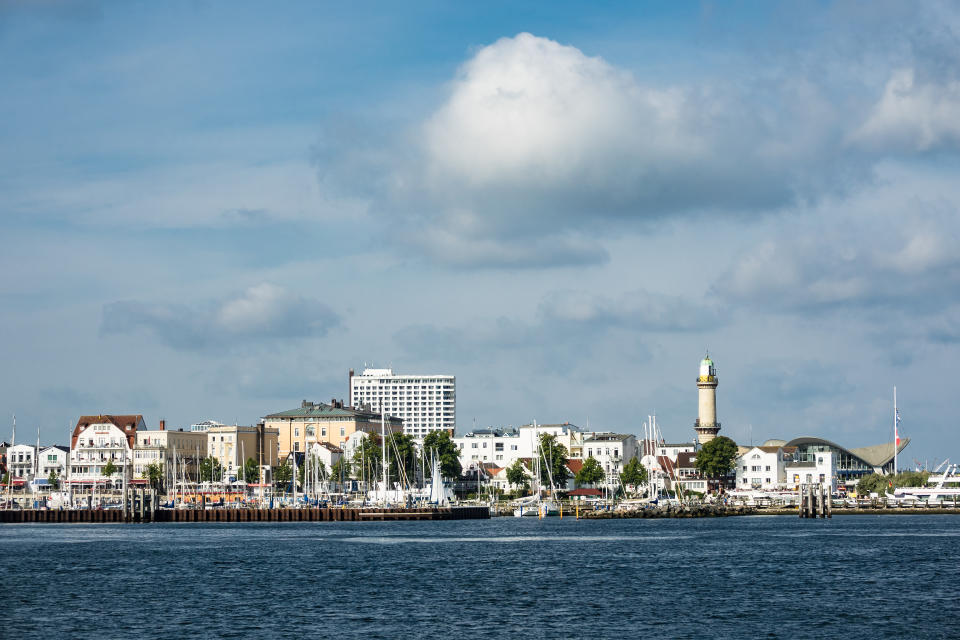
(581, 504), (756, 519)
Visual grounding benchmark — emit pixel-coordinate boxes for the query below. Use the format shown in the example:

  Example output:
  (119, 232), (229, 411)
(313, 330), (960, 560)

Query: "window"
(340, 427), (345, 437)
(295, 428), (300, 437)
(765, 465), (771, 472)
(294, 442), (300, 452)
(321, 428), (327, 437)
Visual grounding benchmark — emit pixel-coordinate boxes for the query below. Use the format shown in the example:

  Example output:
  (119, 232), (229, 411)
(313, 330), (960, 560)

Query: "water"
(2, 515), (958, 639)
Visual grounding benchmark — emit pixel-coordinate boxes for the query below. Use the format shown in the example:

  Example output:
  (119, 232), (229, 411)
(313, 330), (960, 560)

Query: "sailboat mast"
(381, 401), (388, 501)
(894, 386), (898, 475)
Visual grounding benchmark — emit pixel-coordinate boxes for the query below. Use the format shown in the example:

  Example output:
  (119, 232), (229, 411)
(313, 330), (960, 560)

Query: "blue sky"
(2, 1), (959, 465)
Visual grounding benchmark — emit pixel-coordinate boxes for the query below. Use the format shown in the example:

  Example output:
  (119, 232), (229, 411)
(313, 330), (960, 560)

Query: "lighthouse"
(694, 353), (720, 445)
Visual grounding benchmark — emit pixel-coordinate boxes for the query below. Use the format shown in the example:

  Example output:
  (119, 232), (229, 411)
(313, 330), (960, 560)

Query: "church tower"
(694, 353), (720, 445)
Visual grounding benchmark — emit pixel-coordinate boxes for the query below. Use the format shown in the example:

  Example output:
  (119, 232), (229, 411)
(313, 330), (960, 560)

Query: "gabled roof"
(676, 451), (697, 469)
(566, 459), (585, 474)
(39, 445), (70, 453)
(657, 455), (675, 475)
(73, 414), (146, 450)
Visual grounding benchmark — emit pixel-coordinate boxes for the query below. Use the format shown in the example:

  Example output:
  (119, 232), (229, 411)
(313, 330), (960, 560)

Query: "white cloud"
(423, 33), (701, 193)
(381, 32), (858, 267)
(852, 68), (960, 152)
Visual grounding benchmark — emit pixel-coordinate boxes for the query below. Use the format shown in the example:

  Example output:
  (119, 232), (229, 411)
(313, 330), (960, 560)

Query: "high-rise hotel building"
(349, 368), (456, 438)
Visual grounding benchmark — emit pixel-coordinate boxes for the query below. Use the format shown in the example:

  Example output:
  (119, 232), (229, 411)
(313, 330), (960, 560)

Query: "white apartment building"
(69, 415), (145, 488)
(785, 451), (837, 493)
(736, 446), (790, 490)
(349, 368), (455, 438)
(656, 443), (697, 464)
(583, 433), (638, 490)
(37, 445), (69, 479)
(454, 423), (585, 470)
(6, 444), (37, 481)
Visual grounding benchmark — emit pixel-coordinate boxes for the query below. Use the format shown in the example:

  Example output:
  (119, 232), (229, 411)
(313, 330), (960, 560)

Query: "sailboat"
(513, 422), (561, 517)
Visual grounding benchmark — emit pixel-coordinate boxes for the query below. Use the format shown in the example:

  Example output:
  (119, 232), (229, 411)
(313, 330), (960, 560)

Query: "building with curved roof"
(784, 436), (910, 483)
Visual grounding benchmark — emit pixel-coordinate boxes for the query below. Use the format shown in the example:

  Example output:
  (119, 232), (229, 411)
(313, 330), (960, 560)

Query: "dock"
(0, 505), (490, 524)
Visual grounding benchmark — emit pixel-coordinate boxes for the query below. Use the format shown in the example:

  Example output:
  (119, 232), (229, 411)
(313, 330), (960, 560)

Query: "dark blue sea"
(2, 515), (958, 639)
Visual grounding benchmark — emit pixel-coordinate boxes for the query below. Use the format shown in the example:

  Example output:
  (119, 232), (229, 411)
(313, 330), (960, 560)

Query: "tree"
(422, 430), (462, 479)
(330, 457), (351, 485)
(352, 435), (382, 483)
(575, 456), (606, 487)
(694, 436), (738, 479)
(273, 462), (293, 492)
(538, 433), (570, 487)
(102, 459), (118, 479)
(856, 471), (930, 496)
(505, 459), (530, 493)
(47, 469), (60, 490)
(199, 457), (223, 482)
(387, 433), (418, 484)
(145, 462), (164, 492)
(243, 457), (260, 484)
(620, 456), (648, 489)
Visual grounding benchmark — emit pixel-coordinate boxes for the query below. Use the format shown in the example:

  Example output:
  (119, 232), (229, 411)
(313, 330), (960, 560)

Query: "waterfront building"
(69, 414), (146, 489)
(37, 445), (69, 480)
(774, 437), (908, 489)
(657, 442), (697, 464)
(672, 451), (709, 494)
(206, 423), (279, 482)
(306, 441), (343, 470)
(454, 423), (584, 470)
(264, 400), (400, 460)
(583, 433), (638, 490)
(735, 446), (791, 490)
(349, 368), (456, 438)
(6, 444), (37, 485)
(693, 353), (721, 445)
(133, 422), (208, 487)
(785, 451), (837, 493)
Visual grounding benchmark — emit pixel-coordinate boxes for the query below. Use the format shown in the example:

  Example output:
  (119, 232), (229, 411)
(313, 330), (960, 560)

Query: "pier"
(0, 505), (489, 524)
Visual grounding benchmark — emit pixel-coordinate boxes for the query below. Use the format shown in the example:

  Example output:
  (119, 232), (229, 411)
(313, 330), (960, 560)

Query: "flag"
(895, 408), (901, 447)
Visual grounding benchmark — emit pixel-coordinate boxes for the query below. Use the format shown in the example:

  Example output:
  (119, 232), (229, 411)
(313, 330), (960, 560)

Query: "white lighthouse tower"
(694, 352), (720, 445)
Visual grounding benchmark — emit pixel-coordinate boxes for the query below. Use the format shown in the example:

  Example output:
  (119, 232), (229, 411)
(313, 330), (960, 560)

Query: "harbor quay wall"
(0, 506), (490, 524)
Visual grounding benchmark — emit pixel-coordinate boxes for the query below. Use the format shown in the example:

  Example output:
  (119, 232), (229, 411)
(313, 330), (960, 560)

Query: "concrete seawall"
(0, 506), (490, 524)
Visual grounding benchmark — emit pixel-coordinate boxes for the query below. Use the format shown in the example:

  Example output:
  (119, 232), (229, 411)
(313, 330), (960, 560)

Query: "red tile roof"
(72, 415), (146, 450)
(567, 488), (603, 496)
(567, 459), (585, 474)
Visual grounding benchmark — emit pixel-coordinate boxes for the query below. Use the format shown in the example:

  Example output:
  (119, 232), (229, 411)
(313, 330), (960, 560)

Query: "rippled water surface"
(2, 515), (959, 639)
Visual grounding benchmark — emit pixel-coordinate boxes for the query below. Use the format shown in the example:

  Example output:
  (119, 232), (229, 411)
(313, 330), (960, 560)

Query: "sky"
(1, 1), (959, 465)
